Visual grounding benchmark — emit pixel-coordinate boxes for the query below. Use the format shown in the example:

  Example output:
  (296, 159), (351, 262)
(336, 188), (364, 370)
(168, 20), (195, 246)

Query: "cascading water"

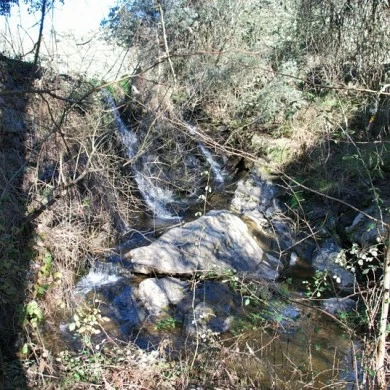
(186, 124), (225, 185)
(75, 261), (122, 295)
(103, 91), (179, 220)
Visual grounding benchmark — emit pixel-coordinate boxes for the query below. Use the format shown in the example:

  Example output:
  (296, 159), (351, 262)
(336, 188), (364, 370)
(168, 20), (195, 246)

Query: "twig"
(25, 167), (101, 223)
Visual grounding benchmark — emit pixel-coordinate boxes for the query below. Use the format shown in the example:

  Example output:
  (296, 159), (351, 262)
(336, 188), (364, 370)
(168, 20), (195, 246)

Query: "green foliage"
(338, 308), (369, 331)
(24, 300), (44, 328)
(335, 243), (382, 276)
(231, 312), (270, 335)
(295, 0), (390, 86)
(33, 250), (61, 298)
(0, 0), (64, 16)
(68, 306), (110, 340)
(288, 190), (305, 209)
(222, 270), (271, 305)
(302, 270), (332, 298)
(57, 350), (105, 384)
(155, 316), (180, 331)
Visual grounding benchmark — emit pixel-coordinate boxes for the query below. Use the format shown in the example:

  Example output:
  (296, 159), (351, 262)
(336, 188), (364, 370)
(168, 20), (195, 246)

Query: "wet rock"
(258, 301), (301, 332)
(346, 206), (389, 246)
(184, 302), (233, 335)
(138, 277), (189, 316)
(279, 304), (301, 322)
(111, 285), (146, 332)
(126, 210), (279, 281)
(321, 297), (357, 316)
(180, 281), (242, 335)
(312, 240), (355, 289)
(185, 302), (215, 335)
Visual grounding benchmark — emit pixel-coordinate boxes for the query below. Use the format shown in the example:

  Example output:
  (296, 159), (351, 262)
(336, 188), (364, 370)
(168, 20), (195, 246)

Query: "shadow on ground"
(0, 56), (39, 389)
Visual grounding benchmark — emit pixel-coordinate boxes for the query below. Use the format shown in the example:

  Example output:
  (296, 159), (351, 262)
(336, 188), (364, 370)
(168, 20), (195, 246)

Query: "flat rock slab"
(125, 210), (279, 280)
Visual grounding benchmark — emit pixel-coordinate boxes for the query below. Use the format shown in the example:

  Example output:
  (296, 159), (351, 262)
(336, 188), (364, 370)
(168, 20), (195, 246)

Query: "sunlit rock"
(126, 210), (279, 280)
(138, 277), (189, 316)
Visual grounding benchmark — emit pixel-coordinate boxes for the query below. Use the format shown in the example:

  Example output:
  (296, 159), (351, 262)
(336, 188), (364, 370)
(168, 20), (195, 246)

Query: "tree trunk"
(33, 0), (48, 68)
(376, 226), (390, 388)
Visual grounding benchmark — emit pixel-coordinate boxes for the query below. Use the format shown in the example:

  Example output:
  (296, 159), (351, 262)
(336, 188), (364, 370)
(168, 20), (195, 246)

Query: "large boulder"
(125, 210), (279, 281)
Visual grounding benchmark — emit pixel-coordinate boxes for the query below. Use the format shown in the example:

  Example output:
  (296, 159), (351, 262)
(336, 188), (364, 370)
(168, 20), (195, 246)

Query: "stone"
(231, 173), (282, 216)
(321, 297), (357, 316)
(177, 280), (243, 335)
(346, 206), (389, 246)
(111, 285), (146, 332)
(230, 170), (294, 255)
(312, 240), (355, 289)
(184, 302), (216, 335)
(126, 210), (279, 281)
(138, 277), (189, 316)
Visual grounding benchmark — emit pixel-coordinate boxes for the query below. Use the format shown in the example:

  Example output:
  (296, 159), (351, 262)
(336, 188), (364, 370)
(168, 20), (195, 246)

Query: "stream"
(62, 93), (358, 388)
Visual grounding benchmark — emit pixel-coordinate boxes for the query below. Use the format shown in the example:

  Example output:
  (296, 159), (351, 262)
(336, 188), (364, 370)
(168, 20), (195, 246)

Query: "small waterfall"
(186, 124), (225, 185)
(103, 91), (179, 220)
(75, 262), (122, 295)
(133, 172), (177, 220)
(103, 91), (138, 158)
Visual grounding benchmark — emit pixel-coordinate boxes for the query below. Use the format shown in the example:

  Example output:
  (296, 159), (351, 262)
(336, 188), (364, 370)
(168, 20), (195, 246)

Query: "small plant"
(155, 316), (180, 331)
(302, 270), (332, 298)
(69, 306), (110, 343)
(222, 271), (271, 305)
(23, 300), (44, 328)
(33, 250), (61, 298)
(231, 312), (268, 335)
(191, 310), (220, 345)
(57, 349), (105, 384)
(335, 243), (381, 275)
(195, 170), (212, 217)
(197, 328), (220, 344)
(289, 190), (305, 209)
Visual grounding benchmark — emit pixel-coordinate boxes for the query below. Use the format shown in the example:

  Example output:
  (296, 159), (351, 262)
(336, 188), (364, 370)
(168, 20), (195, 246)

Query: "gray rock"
(346, 206), (389, 246)
(185, 302), (217, 335)
(126, 210), (279, 280)
(138, 277), (189, 316)
(279, 305), (301, 321)
(231, 173), (282, 215)
(312, 240), (355, 289)
(230, 171), (294, 253)
(177, 280), (243, 335)
(111, 286), (146, 331)
(321, 297), (357, 316)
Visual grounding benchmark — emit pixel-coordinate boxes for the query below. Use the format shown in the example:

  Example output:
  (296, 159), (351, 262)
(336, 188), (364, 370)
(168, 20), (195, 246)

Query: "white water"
(103, 91), (178, 219)
(103, 92), (138, 158)
(134, 173), (178, 220)
(75, 263), (122, 295)
(186, 124), (225, 184)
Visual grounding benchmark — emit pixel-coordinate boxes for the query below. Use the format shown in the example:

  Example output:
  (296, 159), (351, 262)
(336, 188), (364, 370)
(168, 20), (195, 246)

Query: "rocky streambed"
(63, 164), (364, 387)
